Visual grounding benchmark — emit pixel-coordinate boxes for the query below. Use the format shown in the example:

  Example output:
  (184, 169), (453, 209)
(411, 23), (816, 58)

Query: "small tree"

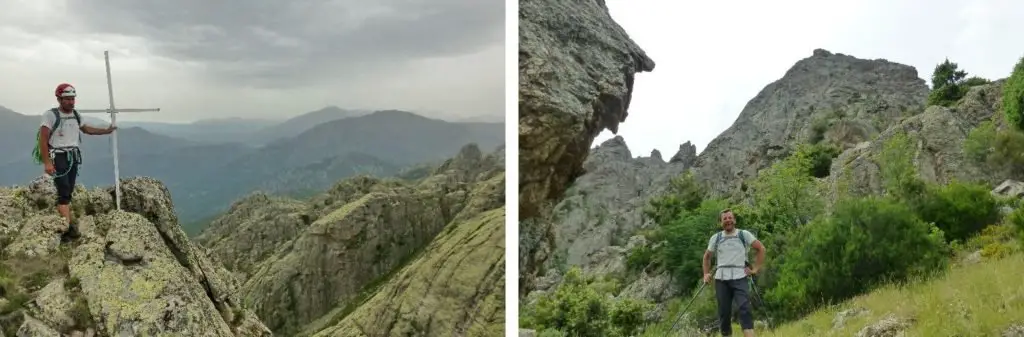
(928, 58), (970, 107)
(1004, 56), (1024, 130)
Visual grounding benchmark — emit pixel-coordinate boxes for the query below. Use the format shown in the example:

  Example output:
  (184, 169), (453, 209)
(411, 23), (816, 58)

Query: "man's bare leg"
(743, 329), (755, 337)
(58, 204), (71, 224)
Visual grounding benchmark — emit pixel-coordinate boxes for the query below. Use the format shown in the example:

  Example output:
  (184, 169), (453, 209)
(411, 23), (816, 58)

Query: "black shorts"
(51, 150), (81, 205)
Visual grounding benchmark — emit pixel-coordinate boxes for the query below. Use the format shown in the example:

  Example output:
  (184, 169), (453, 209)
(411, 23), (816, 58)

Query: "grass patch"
(770, 251), (1024, 336)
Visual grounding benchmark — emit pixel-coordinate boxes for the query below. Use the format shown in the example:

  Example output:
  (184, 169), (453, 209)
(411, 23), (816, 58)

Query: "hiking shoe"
(61, 223), (81, 243)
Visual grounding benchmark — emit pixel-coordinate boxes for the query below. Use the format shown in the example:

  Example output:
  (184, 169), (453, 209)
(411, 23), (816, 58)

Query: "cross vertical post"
(75, 50), (161, 210)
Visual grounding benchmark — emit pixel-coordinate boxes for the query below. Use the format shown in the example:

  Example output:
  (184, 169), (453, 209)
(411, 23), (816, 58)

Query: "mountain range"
(0, 105), (504, 233)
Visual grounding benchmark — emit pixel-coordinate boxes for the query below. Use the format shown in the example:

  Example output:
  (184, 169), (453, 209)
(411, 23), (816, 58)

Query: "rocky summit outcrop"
(547, 136), (693, 269)
(828, 80), (1009, 198)
(519, 0), (655, 295)
(0, 177), (270, 336)
(199, 144), (505, 336)
(692, 49), (930, 197)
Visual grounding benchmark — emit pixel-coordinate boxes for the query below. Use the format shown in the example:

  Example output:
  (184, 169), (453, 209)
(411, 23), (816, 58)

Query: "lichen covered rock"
(0, 177), (270, 336)
(199, 144), (506, 336)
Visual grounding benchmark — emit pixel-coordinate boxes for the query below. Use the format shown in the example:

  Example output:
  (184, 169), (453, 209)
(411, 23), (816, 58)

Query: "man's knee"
(54, 180), (74, 205)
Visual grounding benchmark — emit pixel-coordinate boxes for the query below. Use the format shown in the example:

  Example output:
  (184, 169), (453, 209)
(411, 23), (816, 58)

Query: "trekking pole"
(662, 278), (709, 337)
(748, 275), (776, 336)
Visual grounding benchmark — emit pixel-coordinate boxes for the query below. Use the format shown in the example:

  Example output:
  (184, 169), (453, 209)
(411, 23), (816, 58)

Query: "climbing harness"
(47, 147), (82, 179)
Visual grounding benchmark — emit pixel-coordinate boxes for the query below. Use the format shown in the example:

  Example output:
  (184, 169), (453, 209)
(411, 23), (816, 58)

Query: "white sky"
(596, 0), (1024, 158)
(0, 0), (504, 124)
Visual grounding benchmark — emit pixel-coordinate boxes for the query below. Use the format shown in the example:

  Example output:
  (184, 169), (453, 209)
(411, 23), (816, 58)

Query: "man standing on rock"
(703, 209), (766, 337)
(38, 83), (116, 242)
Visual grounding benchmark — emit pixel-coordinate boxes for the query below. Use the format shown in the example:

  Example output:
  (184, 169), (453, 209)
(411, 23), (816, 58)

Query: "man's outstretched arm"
(80, 124), (115, 135)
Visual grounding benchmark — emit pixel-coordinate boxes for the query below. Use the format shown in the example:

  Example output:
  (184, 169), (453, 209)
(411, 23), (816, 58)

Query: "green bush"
(796, 143), (841, 178)
(927, 58), (971, 107)
(657, 199), (731, 289)
(910, 181), (1000, 242)
(626, 245), (656, 272)
(963, 76), (991, 88)
(765, 196), (949, 320)
(1007, 206), (1024, 247)
(745, 144), (826, 240)
(522, 267), (653, 337)
(957, 224), (1018, 255)
(963, 120), (998, 162)
(876, 132), (926, 200)
(1004, 56), (1024, 130)
(644, 172), (706, 227)
(963, 120), (1024, 177)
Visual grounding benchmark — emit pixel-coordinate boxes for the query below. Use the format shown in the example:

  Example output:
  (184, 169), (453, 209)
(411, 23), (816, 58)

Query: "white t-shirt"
(40, 109), (88, 149)
(707, 229), (757, 281)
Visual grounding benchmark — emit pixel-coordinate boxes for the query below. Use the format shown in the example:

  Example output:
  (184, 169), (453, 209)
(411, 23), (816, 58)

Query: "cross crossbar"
(77, 108), (161, 113)
(76, 50), (162, 210)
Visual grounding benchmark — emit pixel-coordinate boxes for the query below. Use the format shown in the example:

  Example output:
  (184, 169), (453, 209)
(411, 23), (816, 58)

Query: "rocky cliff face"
(829, 80), (1009, 198)
(692, 49), (930, 197)
(518, 0), (655, 295)
(0, 177), (270, 336)
(199, 144), (505, 336)
(546, 136), (693, 269)
(523, 136), (695, 312)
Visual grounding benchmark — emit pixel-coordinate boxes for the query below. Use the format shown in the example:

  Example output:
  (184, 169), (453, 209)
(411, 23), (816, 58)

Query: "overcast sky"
(0, 0), (504, 123)
(596, 0), (1024, 158)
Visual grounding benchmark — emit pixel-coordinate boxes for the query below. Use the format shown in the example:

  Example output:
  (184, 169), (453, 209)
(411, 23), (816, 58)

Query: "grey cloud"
(65, 0), (504, 88)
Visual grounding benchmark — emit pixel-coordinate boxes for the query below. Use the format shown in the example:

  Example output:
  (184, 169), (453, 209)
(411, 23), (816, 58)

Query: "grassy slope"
(638, 249), (1024, 337)
(770, 251), (1024, 336)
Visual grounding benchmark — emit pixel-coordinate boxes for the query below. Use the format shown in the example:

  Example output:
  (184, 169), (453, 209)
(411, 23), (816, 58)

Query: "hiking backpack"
(32, 108), (82, 164)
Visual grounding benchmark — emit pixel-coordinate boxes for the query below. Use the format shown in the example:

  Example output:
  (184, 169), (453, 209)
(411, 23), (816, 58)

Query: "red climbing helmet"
(55, 83), (76, 98)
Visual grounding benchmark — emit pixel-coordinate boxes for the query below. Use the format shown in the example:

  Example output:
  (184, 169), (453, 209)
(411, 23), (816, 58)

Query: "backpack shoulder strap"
(738, 229), (748, 247)
(47, 108), (62, 145)
(72, 109), (81, 125)
(49, 108), (61, 130)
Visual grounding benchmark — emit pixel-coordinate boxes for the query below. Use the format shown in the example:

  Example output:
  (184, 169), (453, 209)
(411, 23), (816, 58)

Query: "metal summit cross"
(76, 50), (161, 210)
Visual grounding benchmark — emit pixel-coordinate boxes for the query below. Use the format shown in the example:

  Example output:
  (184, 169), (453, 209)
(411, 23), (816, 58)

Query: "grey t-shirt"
(707, 229), (757, 281)
(40, 109), (88, 149)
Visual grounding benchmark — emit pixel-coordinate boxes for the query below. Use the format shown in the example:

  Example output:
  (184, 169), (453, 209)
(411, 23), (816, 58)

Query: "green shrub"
(765, 196), (949, 320)
(963, 120), (1024, 177)
(657, 199), (731, 289)
(745, 144), (825, 237)
(876, 132), (926, 200)
(927, 58), (971, 107)
(626, 245), (656, 272)
(964, 120), (997, 162)
(609, 298), (651, 335)
(911, 181), (1001, 243)
(1007, 206), (1024, 247)
(963, 76), (991, 87)
(522, 267), (653, 337)
(959, 224), (1018, 254)
(795, 143), (841, 178)
(1004, 56), (1024, 130)
(645, 172), (706, 227)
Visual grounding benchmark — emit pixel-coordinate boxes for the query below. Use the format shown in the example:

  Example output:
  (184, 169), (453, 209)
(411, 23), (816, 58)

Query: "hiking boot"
(61, 223), (81, 243)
